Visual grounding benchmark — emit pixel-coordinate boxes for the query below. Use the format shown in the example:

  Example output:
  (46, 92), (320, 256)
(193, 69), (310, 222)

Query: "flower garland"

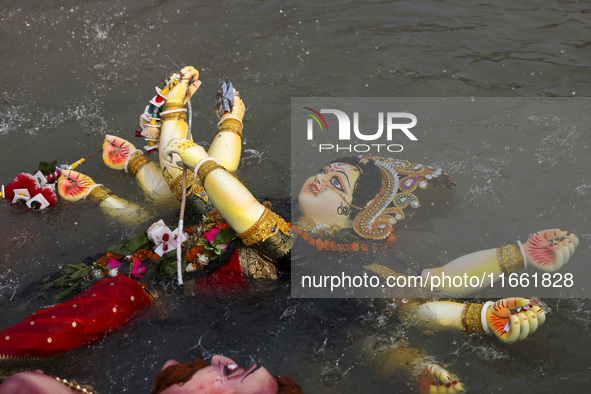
(292, 220), (397, 253)
(39, 214), (238, 301)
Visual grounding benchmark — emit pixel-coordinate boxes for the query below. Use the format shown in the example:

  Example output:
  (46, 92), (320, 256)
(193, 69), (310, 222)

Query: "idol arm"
(420, 228), (578, 296)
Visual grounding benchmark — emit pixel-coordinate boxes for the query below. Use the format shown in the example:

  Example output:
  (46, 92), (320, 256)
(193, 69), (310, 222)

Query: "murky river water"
(1, 0), (590, 392)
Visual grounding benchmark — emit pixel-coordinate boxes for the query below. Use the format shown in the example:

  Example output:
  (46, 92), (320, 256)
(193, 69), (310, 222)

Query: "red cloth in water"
(192, 249), (247, 296)
(0, 275), (151, 360)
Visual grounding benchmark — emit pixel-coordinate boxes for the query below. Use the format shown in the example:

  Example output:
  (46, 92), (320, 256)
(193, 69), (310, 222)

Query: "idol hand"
(161, 138), (208, 169)
(417, 362), (465, 393)
(166, 66), (201, 105)
(485, 298), (546, 344)
(103, 135), (138, 170)
(57, 169), (96, 202)
(217, 87), (245, 121)
(523, 229), (578, 272)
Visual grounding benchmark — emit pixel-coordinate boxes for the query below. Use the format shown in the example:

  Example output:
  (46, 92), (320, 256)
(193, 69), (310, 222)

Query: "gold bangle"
(237, 207), (293, 246)
(217, 118), (243, 138)
(169, 171), (194, 200)
(169, 171), (208, 202)
(161, 112), (187, 122)
(497, 243), (525, 275)
(88, 185), (112, 204)
(197, 160), (226, 185)
(164, 102), (185, 111)
(462, 303), (485, 334)
(127, 153), (151, 176)
(217, 126), (242, 138)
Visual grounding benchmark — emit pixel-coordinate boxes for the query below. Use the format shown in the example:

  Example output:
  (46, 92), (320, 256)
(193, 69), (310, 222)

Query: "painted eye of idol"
(319, 163), (356, 194)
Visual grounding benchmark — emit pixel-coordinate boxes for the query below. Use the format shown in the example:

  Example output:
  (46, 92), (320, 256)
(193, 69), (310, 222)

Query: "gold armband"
(88, 185), (112, 204)
(161, 112), (187, 122)
(164, 102), (185, 111)
(497, 243), (525, 275)
(462, 303), (485, 334)
(237, 207), (293, 246)
(169, 171), (208, 202)
(217, 118), (243, 138)
(127, 153), (151, 176)
(197, 160), (226, 185)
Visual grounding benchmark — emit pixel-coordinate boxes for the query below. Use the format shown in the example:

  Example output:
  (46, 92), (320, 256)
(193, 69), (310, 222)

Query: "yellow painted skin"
(103, 135), (175, 203)
(159, 66), (265, 233)
(57, 169), (150, 224)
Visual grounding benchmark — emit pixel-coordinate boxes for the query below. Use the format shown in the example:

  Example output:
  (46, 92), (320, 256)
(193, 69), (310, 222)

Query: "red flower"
(3, 173), (37, 201)
(131, 258), (146, 278)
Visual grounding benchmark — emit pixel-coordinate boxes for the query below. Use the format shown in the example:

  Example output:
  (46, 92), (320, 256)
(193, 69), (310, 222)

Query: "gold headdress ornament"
(353, 156), (454, 240)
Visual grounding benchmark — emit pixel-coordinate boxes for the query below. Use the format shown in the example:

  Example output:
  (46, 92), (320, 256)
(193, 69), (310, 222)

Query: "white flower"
(91, 269), (104, 279)
(147, 219), (187, 257)
(109, 268), (119, 277)
(147, 219), (167, 242)
(198, 254), (210, 266)
(185, 263), (197, 272)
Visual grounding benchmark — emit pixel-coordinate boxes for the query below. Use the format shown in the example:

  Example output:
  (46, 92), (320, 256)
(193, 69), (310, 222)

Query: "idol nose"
(314, 174), (327, 191)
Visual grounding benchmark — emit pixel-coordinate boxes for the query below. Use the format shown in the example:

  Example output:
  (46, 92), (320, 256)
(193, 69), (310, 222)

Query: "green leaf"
(106, 243), (133, 256)
(41, 276), (67, 290)
(124, 231), (150, 252)
(53, 281), (82, 301)
(69, 266), (92, 280)
(38, 160), (58, 175)
(213, 228), (236, 245)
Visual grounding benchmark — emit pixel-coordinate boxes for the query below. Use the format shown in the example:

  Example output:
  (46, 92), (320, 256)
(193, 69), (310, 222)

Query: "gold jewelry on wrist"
(88, 185), (112, 203)
(237, 207), (293, 246)
(127, 153), (151, 176)
(497, 243), (525, 275)
(169, 170), (208, 202)
(197, 160), (226, 185)
(462, 303), (485, 334)
(161, 112), (187, 122)
(217, 118), (243, 138)
(164, 102), (185, 111)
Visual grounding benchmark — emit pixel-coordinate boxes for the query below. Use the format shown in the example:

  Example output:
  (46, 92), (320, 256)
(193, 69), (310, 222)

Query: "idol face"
(158, 355), (278, 394)
(298, 162), (361, 228)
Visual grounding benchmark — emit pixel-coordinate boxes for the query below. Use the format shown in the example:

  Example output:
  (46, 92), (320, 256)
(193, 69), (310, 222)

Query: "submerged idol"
(1, 66), (579, 392)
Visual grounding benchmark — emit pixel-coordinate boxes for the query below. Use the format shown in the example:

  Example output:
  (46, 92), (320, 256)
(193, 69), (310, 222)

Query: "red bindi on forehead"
(327, 163), (347, 172)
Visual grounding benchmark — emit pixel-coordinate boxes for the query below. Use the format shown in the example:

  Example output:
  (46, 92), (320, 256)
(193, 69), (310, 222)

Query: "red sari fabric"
(192, 249), (248, 296)
(0, 276), (151, 360)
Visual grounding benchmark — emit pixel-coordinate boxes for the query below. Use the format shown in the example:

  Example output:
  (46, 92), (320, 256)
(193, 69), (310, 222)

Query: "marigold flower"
(217, 222), (231, 230)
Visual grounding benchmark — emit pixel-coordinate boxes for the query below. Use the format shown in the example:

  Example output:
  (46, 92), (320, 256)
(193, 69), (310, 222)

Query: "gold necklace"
(55, 377), (99, 394)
